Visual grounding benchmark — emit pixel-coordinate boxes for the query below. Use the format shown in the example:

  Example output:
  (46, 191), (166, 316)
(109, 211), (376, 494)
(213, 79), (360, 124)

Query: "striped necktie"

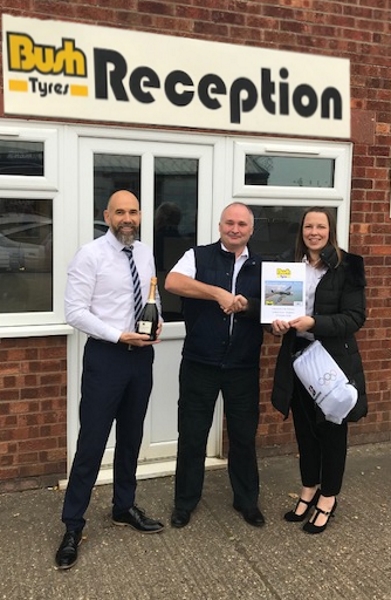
(123, 246), (143, 326)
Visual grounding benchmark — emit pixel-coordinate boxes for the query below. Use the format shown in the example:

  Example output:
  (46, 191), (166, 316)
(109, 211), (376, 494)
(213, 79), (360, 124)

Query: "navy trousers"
(174, 359), (260, 512)
(62, 338), (153, 531)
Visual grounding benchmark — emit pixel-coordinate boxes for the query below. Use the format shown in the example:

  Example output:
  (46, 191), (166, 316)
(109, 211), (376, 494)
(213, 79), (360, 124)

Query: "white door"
(66, 133), (225, 478)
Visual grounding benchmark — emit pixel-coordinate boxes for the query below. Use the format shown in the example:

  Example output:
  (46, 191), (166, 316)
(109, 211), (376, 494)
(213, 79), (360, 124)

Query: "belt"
(88, 337), (140, 351)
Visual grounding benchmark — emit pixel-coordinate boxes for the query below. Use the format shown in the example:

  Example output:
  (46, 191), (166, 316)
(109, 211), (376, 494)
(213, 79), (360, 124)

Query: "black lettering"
(165, 70), (194, 106)
(293, 84), (318, 117)
(129, 67), (160, 103)
(198, 74), (226, 109)
(29, 77), (38, 92)
(94, 48), (128, 100)
(230, 78), (257, 123)
(38, 81), (50, 97)
(261, 68), (276, 114)
(321, 87), (342, 119)
(279, 68), (289, 115)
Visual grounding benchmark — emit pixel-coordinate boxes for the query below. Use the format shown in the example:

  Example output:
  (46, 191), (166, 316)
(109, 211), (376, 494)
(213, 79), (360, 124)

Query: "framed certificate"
(261, 262), (306, 323)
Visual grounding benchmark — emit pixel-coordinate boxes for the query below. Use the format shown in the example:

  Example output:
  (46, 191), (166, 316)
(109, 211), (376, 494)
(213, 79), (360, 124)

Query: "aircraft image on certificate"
(261, 262), (306, 323)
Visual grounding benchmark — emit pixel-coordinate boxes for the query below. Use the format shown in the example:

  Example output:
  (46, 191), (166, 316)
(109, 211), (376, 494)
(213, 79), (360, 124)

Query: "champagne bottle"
(136, 277), (159, 340)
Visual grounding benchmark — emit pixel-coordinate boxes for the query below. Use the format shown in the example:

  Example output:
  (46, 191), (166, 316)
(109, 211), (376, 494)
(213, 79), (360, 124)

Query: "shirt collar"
(220, 242), (249, 260)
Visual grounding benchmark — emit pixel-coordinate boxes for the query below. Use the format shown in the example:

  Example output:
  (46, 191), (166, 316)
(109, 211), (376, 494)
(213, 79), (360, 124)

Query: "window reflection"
(0, 141), (44, 176)
(154, 202), (183, 271)
(154, 157), (198, 322)
(245, 155), (334, 187)
(93, 154), (140, 237)
(249, 205), (337, 259)
(0, 198), (52, 312)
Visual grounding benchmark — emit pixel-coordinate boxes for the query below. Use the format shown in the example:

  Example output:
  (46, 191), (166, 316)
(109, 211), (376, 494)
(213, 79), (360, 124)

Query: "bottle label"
(138, 320), (153, 335)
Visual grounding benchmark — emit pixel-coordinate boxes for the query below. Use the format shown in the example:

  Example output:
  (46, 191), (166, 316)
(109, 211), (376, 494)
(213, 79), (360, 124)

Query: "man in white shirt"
(166, 203), (265, 529)
(55, 190), (164, 571)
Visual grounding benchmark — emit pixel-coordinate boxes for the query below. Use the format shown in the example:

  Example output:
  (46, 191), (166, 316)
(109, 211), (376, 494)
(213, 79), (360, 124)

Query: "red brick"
(0, 455), (14, 467)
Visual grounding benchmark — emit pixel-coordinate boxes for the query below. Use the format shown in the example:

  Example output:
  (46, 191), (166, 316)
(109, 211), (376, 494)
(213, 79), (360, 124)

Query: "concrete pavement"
(0, 441), (390, 600)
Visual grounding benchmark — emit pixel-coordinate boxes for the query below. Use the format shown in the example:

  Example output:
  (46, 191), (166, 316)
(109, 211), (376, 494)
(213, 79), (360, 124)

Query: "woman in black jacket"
(271, 206), (367, 534)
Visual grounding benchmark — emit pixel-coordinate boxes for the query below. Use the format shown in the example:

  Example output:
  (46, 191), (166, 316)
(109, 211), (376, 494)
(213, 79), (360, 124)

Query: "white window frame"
(0, 121), (71, 333)
(229, 137), (353, 250)
(0, 124), (354, 336)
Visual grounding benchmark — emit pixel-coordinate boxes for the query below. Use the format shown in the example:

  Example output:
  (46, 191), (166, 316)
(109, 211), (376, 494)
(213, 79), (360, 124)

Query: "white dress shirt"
(65, 229), (158, 343)
(298, 255), (328, 340)
(170, 243), (249, 293)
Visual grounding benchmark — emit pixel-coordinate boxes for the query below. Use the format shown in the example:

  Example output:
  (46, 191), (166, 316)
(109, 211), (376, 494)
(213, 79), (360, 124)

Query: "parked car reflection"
(0, 216), (52, 272)
(0, 215), (53, 313)
(94, 220), (109, 239)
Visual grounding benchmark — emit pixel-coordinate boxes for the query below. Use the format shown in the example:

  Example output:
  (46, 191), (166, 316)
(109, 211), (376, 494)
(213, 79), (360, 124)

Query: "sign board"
(2, 15), (350, 138)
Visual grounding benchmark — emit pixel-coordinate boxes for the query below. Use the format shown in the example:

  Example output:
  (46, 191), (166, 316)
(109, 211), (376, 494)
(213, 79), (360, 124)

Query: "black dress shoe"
(171, 508), (191, 528)
(112, 505), (164, 533)
(55, 530), (83, 570)
(234, 505), (265, 527)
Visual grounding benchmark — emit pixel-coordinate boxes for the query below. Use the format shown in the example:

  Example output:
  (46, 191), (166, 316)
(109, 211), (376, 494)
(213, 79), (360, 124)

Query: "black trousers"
(291, 375), (348, 497)
(62, 338), (153, 531)
(174, 359), (260, 512)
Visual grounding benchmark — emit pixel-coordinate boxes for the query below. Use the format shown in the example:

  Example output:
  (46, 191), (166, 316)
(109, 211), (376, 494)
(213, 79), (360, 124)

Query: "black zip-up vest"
(181, 242), (263, 369)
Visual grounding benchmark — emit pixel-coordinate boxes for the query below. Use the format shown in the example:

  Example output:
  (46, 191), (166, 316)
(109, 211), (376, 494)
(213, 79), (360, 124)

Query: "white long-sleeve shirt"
(65, 229), (158, 343)
(298, 255), (327, 341)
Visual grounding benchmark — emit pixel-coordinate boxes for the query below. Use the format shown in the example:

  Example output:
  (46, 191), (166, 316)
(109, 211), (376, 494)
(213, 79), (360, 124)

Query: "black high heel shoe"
(284, 489), (320, 522)
(303, 498), (337, 534)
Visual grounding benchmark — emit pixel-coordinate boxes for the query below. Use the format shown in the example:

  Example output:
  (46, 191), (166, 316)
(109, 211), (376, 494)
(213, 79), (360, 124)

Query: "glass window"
(249, 205), (337, 259)
(245, 155), (334, 187)
(93, 154), (141, 237)
(0, 140), (44, 176)
(0, 198), (52, 312)
(154, 157), (198, 322)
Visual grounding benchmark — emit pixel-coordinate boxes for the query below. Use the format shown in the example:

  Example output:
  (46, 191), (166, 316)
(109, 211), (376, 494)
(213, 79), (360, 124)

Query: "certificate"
(261, 262), (306, 323)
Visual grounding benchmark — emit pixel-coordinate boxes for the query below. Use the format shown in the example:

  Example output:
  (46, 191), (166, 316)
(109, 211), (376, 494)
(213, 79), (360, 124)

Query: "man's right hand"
(118, 332), (161, 347)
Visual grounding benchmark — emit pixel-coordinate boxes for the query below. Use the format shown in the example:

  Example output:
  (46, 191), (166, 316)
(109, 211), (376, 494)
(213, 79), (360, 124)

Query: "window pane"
(0, 141), (44, 176)
(154, 157), (198, 322)
(249, 205), (337, 259)
(93, 154), (141, 237)
(245, 156), (335, 187)
(0, 199), (52, 312)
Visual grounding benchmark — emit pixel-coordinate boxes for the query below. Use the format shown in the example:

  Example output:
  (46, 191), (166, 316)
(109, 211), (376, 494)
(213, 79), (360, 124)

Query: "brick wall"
(0, 1), (390, 481)
(0, 337), (67, 491)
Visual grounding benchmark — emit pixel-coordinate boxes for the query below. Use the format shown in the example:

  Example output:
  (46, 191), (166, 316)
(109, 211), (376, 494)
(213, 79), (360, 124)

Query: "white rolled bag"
(293, 340), (358, 424)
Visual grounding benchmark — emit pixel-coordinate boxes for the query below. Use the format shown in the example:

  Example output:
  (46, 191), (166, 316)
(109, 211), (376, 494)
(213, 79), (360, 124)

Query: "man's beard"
(112, 225), (139, 246)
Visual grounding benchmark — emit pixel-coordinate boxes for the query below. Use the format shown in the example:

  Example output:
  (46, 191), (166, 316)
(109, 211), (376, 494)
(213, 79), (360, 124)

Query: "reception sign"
(2, 15), (350, 138)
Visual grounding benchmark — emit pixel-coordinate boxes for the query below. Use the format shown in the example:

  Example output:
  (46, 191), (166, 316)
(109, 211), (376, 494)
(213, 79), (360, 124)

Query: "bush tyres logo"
(7, 32), (88, 98)
(2, 15), (350, 138)
(276, 268), (291, 279)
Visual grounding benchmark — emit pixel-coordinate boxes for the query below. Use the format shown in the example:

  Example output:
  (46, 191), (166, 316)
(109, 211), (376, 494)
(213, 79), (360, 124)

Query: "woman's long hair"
(294, 206), (342, 265)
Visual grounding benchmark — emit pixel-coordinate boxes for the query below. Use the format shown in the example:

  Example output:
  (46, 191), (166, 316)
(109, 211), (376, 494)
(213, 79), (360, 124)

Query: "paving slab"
(0, 442), (390, 600)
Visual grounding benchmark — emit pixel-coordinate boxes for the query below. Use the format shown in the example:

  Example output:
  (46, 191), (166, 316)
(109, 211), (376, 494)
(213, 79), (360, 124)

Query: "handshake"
(219, 293), (248, 314)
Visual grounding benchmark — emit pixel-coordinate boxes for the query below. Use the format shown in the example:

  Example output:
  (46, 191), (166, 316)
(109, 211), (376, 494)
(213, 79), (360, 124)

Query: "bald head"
(219, 202), (254, 256)
(220, 202), (254, 227)
(107, 190), (139, 211)
(104, 190), (141, 245)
